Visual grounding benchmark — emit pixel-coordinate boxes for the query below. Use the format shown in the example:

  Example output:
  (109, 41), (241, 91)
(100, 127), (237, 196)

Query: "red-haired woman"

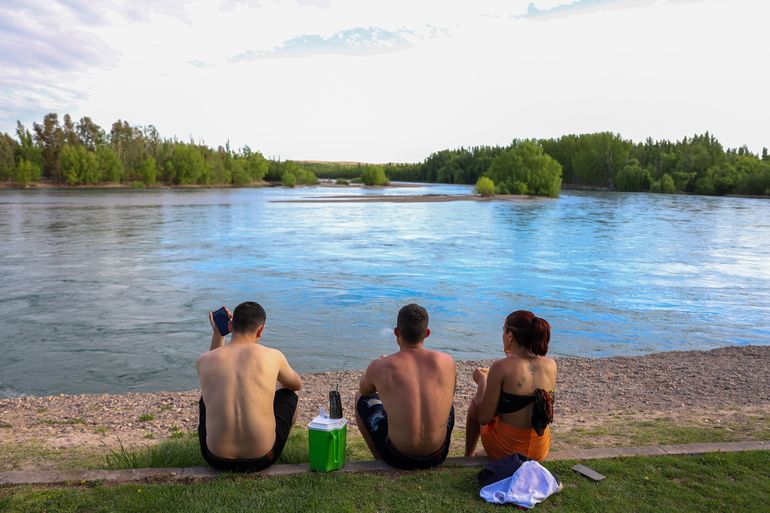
(465, 310), (556, 461)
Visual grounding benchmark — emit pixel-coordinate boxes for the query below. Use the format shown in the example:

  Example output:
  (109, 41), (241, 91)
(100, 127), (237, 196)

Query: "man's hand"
(209, 306), (232, 335)
(209, 306), (232, 351)
(473, 367), (489, 384)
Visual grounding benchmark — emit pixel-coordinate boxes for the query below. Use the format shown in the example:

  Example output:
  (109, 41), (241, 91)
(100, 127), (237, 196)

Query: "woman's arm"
(475, 361), (505, 425)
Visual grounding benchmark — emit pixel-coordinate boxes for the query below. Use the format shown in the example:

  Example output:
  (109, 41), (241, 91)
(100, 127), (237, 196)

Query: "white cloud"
(1, 0), (768, 161)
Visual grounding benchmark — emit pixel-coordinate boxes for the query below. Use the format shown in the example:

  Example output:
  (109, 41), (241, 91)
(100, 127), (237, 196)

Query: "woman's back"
(495, 354), (557, 430)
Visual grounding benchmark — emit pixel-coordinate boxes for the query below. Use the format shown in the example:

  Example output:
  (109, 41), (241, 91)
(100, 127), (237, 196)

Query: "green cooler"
(308, 415), (347, 472)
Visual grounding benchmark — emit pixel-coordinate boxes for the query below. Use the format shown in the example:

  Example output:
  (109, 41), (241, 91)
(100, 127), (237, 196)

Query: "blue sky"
(0, 0), (767, 162)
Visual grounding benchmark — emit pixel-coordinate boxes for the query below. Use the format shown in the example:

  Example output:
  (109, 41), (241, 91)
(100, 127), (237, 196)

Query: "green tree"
(62, 114), (79, 146)
(168, 144), (207, 185)
(475, 176), (495, 196)
(540, 135), (579, 183)
(60, 144), (99, 185)
(614, 160), (651, 192)
(242, 147), (268, 182)
(76, 117), (105, 151)
(571, 132), (632, 187)
(650, 173), (676, 194)
(0, 133), (16, 180)
(485, 140), (562, 197)
(208, 151), (231, 185)
(735, 162), (770, 196)
(230, 159), (250, 186)
(33, 113), (65, 183)
(14, 122), (43, 176)
(13, 159), (41, 185)
(97, 146), (124, 183)
(140, 157), (157, 185)
(360, 165), (389, 186)
(281, 171), (296, 187)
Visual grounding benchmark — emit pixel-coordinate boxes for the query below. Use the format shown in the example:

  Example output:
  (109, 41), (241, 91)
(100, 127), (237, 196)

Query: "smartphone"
(572, 464), (606, 481)
(212, 306), (231, 336)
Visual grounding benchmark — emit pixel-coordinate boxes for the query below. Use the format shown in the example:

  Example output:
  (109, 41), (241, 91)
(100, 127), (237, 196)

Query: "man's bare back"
(356, 304), (457, 469)
(196, 302), (301, 470)
(362, 348), (456, 454)
(198, 343), (298, 458)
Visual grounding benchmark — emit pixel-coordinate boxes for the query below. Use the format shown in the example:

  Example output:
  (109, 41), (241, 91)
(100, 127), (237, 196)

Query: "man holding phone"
(197, 301), (302, 472)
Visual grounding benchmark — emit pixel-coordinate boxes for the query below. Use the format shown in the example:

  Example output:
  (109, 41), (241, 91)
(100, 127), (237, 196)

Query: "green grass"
(554, 414), (770, 450)
(0, 442), (104, 472)
(104, 428), (374, 469)
(1, 451), (767, 513)
(138, 413), (155, 422)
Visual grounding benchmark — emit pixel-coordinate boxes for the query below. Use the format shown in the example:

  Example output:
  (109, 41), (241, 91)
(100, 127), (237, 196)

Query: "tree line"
(0, 113), (318, 188)
(385, 132), (770, 197)
(2, 114), (768, 196)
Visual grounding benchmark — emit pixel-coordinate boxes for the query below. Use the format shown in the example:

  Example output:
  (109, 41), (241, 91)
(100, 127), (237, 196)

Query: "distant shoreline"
(0, 180), (421, 191)
(2, 181), (768, 200)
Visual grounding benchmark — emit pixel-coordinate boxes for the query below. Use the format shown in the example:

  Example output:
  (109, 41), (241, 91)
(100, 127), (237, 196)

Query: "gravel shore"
(1, 345), (768, 460)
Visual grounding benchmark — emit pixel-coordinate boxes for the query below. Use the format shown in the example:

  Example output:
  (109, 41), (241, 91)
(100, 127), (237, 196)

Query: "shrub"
(614, 160), (651, 192)
(230, 160), (251, 186)
(475, 176), (495, 196)
(360, 165), (390, 186)
(281, 171), (296, 187)
(650, 173), (677, 194)
(294, 168), (319, 185)
(485, 140), (562, 197)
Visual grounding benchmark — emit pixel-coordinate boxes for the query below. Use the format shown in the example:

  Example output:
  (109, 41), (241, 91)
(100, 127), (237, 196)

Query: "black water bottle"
(329, 389), (343, 419)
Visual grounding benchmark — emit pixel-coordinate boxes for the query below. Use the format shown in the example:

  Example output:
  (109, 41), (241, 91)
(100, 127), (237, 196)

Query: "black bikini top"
(497, 389), (555, 436)
(498, 391), (536, 413)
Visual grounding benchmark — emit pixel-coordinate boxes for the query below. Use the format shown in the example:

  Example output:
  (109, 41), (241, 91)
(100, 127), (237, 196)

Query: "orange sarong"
(480, 417), (551, 461)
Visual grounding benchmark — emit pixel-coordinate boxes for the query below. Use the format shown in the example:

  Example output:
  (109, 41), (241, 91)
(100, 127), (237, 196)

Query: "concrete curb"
(1, 440), (766, 487)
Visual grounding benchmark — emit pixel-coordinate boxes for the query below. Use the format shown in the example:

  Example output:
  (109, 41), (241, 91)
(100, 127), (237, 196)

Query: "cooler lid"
(308, 415), (347, 431)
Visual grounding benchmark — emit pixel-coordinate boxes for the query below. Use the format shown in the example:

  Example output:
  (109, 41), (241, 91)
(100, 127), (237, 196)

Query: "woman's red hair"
(505, 310), (550, 356)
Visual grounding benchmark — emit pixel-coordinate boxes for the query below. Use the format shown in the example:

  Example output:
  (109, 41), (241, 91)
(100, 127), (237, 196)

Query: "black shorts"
(356, 393), (455, 470)
(198, 388), (298, 472)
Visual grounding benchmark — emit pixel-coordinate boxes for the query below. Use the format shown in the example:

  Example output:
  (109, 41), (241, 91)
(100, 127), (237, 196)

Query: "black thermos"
(329, 388), (343, 419)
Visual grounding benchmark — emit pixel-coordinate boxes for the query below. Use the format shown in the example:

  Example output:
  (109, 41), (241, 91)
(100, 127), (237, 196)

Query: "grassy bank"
(2, 409), (768, 472)
(1, 451), (768, 512)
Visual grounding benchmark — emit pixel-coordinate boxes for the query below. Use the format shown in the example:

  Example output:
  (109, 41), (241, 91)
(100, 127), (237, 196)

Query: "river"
(1, 184), (768, 396)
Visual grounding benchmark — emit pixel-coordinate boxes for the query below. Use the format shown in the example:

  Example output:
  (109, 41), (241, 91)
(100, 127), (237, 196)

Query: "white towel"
(479, 460), (561, 508)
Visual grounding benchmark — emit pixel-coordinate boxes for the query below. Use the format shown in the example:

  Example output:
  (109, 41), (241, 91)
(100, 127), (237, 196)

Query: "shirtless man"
(356, 304), (456, 470)
(197, 301), (302, 472)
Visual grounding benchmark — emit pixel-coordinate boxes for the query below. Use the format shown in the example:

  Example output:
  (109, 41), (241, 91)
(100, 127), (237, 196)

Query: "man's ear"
(228, 320), (233, 333)
(425, 328), (431, 339)
(256, 324), (265, 338)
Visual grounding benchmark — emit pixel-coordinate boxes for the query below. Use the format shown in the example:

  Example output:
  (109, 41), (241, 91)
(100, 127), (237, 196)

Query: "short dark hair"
(231, 301), (266, 334)
(397, 303), (429, 344)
